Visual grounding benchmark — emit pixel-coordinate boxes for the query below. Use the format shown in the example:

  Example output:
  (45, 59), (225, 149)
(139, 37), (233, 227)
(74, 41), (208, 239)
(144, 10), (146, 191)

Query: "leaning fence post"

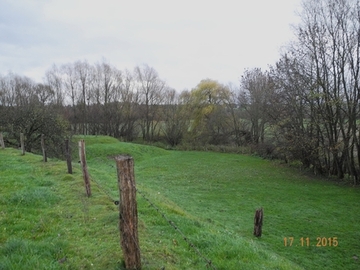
(253, 208), (263, 237)
(78, 140), (91, 197)
(115, 155), (141, 270)
(20, 132), (25, 155)
(0, 132), (4, 149)
(41, 134), (47, 162)
(65, 139), (73, 174)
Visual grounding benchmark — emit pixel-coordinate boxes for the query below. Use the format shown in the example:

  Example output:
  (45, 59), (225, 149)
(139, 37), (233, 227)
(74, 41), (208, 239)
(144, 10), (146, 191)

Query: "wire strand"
(88, 160), (217, 269)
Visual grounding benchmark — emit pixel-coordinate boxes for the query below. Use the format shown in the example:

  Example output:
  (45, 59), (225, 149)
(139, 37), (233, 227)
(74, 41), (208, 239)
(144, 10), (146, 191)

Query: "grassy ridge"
(1, 136), (359, 269)
(0, 148), (122, 269)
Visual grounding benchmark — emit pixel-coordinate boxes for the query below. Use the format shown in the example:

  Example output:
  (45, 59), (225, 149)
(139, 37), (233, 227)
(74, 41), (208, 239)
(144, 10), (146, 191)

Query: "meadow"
(0, 135), (359, 269)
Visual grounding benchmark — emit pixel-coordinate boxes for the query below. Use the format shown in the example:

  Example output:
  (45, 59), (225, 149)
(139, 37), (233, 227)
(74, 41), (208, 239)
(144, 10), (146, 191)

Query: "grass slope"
(1, 135), (359, 269)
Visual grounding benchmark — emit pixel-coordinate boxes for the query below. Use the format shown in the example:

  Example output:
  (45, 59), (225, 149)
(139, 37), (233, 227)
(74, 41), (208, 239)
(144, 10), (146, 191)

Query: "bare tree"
(134, 64), (166, 141)
(224, 83), (251, 146)
(0, 73), (68, 156)
(239, 68), (274, 144)
(161, 88), (188, 146)
(117, 69), (140, 140)
(74, 60), (93, 135)
(270, 54), (320, 165)
(45, 64), (64, 107)
(58, 63), (79, 133)
(89, 60), (122, 135)
(273, 0), (360, 183)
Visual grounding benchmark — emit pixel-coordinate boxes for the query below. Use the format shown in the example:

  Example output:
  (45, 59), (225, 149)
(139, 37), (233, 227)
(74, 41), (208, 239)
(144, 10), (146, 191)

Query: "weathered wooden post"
(115, 155), (141, 270)
(0, 132), (5, 149)
(20, 132), (25, 155)
(253, 208), (263, 237)
(65, 139), (73, 174)
(78, 140), (91, 197)
(41, 134), (47, 162)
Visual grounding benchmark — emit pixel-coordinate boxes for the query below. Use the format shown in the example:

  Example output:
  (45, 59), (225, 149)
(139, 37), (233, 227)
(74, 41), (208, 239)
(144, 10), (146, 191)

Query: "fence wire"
(87, 162), (217, 270)
(87, 171), (148, 267)
(89, 172), (118, 204)
(135, 187), (217, 270)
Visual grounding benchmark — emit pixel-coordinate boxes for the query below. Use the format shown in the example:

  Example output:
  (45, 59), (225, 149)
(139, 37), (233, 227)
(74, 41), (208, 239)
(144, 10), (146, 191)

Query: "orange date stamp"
(284, 237), (338, 247)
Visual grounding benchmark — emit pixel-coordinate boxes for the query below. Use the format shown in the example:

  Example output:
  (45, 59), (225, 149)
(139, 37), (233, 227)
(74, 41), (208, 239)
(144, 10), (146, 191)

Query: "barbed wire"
(88, 171), (118, 204)
(135, 187), (217, 269)
(80, 193), (90, 223)
(87, 160), (217, 269)
(87, 171), (151, 268)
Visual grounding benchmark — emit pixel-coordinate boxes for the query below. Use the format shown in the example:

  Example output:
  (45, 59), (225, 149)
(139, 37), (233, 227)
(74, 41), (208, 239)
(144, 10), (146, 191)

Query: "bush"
(250, 142), (280, 159)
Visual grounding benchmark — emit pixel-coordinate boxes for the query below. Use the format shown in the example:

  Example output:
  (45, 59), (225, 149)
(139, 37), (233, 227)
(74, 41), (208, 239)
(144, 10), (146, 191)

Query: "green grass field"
(1, 135), (359, 269)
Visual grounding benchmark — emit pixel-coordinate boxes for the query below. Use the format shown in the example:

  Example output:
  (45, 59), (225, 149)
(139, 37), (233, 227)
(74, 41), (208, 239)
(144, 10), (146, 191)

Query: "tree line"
(1, 0), (359, 184)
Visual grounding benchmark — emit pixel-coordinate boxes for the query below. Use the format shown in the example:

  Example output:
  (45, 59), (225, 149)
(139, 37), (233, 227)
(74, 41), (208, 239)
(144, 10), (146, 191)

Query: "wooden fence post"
(20, 133), (25, 155)
(115, 155), (141, 270)
(41, 134), (47, 162)
(253, 208), (263, 237)
(65, 139), (73, 174)
(0, 132), (4, 149)
(78, 140), (91, 197)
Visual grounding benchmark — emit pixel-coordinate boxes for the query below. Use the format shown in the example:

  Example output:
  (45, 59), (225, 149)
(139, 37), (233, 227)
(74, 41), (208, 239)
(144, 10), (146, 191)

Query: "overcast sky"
(0, 0), (302, 91)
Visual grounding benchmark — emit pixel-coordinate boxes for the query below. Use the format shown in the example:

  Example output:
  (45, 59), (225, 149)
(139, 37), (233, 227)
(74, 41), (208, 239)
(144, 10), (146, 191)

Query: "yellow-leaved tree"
(185, 79), (232, 145)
